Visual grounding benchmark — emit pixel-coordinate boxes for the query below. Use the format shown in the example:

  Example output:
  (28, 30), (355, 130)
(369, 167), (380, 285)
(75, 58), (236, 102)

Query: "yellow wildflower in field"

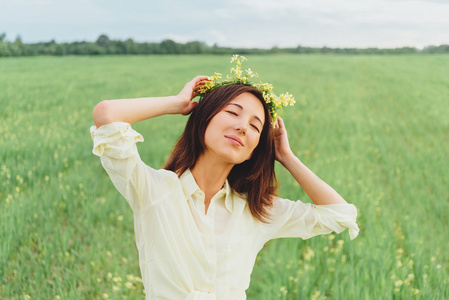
(311, 290), (321, 300)
(303, 247), (315, 261)
(394, 280), (403, 287)
(127, 274), (135, 281)
(5, 194), (13, 203)
(279, 286), (287, 295)
(102, 293), (109, 299)
(125, 282), (134, 289)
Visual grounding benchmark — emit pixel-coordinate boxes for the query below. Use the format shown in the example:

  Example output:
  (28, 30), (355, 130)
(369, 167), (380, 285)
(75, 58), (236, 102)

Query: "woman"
(91, 60), (359, 299)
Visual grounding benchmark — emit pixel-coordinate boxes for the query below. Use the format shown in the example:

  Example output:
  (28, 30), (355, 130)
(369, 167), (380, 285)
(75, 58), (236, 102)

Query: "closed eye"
(226, 110), (238, 116)
(251, 124), (260, 133)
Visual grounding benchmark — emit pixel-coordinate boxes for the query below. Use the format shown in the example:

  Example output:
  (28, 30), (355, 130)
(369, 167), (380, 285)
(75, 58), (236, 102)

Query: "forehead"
(227, 93), (265, 122)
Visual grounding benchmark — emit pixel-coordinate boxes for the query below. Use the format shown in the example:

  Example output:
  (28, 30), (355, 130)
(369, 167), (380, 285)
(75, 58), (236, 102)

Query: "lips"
(224, 135), (244, 146)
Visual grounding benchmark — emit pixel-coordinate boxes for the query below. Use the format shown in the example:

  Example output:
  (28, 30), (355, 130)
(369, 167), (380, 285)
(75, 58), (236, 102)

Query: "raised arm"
(274, 117), (347, 205)
(92, 76), (209, 128)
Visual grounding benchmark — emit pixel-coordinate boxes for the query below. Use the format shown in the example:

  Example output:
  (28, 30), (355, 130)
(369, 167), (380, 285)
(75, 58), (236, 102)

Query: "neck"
(191, 151), (234, 200)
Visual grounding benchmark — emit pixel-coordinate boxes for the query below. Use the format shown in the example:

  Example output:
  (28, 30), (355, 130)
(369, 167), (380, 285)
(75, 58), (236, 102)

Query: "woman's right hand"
(176, 76), (210, 115)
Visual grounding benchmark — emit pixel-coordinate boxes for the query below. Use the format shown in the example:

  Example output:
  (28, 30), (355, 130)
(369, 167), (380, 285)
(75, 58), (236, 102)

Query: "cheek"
(248, 134), (261, 151)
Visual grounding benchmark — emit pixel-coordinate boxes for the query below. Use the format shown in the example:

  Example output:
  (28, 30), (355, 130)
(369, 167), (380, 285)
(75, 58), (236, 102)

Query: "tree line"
(1, 33), (448, 57)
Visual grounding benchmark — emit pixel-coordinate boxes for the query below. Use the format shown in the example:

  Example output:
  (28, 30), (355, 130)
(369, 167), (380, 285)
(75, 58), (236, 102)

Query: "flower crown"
(197, 55), (295, 125)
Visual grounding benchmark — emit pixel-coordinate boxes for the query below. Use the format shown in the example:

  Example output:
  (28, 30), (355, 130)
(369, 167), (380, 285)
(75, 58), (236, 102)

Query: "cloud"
(0, 0), (115, 23)
(0, 0), (447, 47)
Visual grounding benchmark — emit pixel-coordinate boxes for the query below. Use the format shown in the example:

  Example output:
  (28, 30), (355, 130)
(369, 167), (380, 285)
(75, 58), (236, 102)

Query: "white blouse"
(90, 122), (359, 300)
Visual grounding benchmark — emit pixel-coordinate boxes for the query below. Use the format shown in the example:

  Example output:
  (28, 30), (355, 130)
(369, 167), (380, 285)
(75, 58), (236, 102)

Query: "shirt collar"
(179, 169), (237, 214)
(179, 169), (201, 200)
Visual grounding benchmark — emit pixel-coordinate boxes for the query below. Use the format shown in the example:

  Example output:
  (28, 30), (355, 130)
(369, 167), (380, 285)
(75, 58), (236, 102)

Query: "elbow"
(92, 100), (113, 128)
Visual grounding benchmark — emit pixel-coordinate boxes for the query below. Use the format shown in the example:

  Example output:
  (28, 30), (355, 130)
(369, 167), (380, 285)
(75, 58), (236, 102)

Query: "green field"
(1, 54), (448, 299)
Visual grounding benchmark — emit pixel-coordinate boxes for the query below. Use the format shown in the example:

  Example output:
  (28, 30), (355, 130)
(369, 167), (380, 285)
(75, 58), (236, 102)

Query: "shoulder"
(145, 168), (180, 185)
(266, 196), (299, 213)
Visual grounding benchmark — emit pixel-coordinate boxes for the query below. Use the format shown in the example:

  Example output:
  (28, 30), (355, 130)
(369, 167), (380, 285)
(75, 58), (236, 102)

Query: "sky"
(1, 0), (448, 49)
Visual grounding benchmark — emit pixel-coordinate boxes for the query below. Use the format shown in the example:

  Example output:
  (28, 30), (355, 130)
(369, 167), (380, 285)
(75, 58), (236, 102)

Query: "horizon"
(2, 33), (446, 51)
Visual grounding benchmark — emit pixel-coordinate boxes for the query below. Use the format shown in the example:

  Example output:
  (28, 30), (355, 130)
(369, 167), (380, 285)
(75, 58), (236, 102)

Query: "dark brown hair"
(164, 84), (278, 222)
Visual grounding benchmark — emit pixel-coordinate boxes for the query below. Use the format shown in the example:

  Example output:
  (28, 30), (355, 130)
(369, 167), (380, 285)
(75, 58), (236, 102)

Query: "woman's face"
(203, 92), (265, 165)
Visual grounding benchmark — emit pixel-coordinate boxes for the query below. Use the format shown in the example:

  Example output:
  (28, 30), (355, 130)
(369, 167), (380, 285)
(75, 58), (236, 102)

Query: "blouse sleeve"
(265, 197), (359, 241)
(90, 122), (164, 213)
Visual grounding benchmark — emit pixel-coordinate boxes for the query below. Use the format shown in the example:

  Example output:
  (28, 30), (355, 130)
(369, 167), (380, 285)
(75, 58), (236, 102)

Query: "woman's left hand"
(274, 117), (294, 163)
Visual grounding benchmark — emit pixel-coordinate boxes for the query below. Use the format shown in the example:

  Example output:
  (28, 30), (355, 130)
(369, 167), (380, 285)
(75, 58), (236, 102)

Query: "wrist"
(165, 96), (186, 115)
(277, 150), (296, 165)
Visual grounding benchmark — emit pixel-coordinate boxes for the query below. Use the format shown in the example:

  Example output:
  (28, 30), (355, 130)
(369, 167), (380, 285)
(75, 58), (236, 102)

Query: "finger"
(274, 118), (281, 129)
(278, 117), (285, 129)
(194, 80), (209, 87)
(192, 75), (210, 84)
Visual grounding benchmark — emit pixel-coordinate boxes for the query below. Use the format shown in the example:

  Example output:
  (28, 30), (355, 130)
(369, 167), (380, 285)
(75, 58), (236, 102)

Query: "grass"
(1, 54), (448, 299)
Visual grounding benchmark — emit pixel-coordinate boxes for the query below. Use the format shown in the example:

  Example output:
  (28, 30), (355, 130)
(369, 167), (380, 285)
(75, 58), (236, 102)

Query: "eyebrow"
(228, 103), (263, 126)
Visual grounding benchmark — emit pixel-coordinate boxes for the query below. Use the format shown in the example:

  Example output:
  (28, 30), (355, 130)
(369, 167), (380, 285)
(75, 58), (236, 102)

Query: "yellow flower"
(245, 68), (254, 78)
(127, 274), (135, 281)
(303, 246), (315, 261)
(210, 72), (221, 81)
(200, 55), (295, 124)
(125, 282), (134, 289)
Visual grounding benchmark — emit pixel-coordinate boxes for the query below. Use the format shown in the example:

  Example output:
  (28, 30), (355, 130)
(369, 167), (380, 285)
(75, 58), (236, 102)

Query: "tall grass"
(1, 54), (448, 299)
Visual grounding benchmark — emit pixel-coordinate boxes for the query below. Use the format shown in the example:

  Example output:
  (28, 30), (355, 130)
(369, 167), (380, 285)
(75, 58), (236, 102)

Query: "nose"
(235, 122), (247, 135)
